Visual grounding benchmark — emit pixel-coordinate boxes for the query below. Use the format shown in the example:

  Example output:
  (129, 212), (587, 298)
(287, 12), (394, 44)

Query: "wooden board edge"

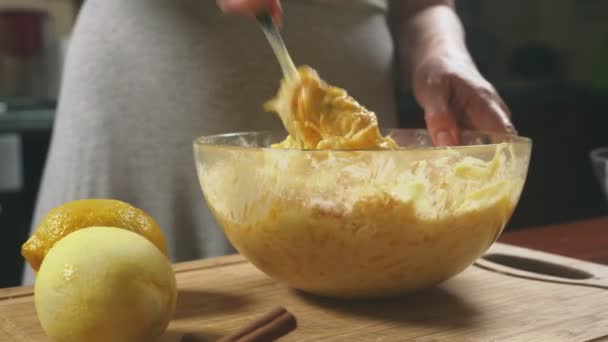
(488, 242), (608, 276)
(0, 286), (34, 301)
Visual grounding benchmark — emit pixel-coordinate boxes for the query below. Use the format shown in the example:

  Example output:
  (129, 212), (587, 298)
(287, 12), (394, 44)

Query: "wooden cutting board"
(1, 242), (608, 342)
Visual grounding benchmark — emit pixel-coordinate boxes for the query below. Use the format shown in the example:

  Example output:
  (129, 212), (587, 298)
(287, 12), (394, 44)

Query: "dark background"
(1, 0), (607, 287)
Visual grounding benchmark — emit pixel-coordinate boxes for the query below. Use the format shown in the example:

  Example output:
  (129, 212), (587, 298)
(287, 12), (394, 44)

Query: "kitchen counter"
(500, 215), (608, 265)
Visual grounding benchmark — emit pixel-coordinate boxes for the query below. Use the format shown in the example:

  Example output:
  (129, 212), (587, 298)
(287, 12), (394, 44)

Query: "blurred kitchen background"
(0, 0), (607, 287)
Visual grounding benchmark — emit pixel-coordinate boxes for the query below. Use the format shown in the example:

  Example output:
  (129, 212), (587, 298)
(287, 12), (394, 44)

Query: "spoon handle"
(256, 13), (299, 82)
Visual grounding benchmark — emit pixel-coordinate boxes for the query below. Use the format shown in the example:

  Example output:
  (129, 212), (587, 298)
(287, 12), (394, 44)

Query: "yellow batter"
(196, 65), (529, 298)
(265, 66), (397, 150)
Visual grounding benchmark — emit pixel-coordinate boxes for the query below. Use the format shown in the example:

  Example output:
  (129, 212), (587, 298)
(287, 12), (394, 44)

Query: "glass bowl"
(193, 129), (532, 299)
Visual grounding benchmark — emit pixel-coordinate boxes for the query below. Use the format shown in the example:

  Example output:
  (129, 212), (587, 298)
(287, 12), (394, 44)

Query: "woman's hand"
(412, 52), (515, 146)
(391, 1), (516, 146)
(217, 0), (282, 24)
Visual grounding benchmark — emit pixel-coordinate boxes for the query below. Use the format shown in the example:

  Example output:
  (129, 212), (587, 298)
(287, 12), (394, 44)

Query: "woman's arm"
(390, 1), (464, 82)
(389, 1), (515, 146)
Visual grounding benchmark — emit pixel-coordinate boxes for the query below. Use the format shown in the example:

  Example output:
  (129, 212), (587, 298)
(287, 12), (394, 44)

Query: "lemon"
(35, 226), (177, 342)
(22, 199), (168, 272)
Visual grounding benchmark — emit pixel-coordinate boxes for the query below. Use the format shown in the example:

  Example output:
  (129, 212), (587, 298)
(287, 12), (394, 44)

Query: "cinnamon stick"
(178, 307), (297, 342)
(217, 306), (297, 342)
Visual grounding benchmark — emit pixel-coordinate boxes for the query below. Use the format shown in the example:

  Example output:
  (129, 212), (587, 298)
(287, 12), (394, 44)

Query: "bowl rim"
(193, 128), (532, 152)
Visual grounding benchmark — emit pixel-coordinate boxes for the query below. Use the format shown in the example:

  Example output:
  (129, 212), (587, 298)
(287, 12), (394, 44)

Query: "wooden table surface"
(3, 243), (608, 341)
(2, 216), (608, 341)
(499, 215), (608, 265)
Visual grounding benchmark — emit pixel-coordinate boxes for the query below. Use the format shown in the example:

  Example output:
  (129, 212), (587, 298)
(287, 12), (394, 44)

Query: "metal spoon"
(256, 12), (299, 82)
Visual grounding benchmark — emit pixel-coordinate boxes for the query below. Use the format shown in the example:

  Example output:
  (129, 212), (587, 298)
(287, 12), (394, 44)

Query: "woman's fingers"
(413, 55), (519, 146)
(217, 0), (282, 23)
(418, 75), (461, 147)
(459, 81), (516, 134)
(217, 0), (267, 13)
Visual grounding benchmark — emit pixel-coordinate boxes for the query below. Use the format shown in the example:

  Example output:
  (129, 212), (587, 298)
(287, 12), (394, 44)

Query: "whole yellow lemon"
(22, 199), (168, 272)
(35, 227), (177, 342)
